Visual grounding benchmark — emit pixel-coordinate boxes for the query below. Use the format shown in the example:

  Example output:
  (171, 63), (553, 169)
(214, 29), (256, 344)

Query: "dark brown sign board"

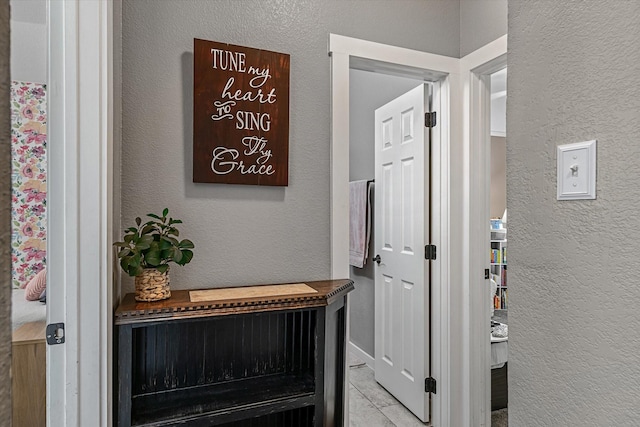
(193, 39), (290, 185)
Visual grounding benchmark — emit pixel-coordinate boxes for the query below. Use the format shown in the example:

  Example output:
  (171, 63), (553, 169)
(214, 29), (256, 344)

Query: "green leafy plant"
(114, 208), (195, 277)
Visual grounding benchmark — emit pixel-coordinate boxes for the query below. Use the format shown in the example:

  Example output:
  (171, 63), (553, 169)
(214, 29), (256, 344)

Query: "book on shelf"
(490, 249), (506, 264)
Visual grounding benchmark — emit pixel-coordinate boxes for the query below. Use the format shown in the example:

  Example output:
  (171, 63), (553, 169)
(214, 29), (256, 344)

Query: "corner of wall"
(113, 0), (123, 305)
(459, 0), (508, 58)
(0, 0), (13, 418)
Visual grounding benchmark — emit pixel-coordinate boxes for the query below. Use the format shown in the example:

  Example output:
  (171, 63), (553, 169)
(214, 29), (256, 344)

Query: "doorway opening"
(347, 73), (433, 424)
(459, 34), (507, 427)
(5, 1), (117, 425)
(329, 34), (459, 427)
(488, 67), (509, 426)
(9, 1), (48, 425)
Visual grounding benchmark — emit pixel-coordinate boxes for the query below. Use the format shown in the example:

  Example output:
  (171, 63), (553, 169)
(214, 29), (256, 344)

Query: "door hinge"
(485, 269), (490, 279)
(46, 323), (65, 345)
(425, 244), (437, 260)
(425, 377), (437, 394)
(425, 111), (437, 128)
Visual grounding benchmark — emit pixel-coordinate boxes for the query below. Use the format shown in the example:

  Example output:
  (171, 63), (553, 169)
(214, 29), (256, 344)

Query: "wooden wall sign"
(193, 39), (290, 186)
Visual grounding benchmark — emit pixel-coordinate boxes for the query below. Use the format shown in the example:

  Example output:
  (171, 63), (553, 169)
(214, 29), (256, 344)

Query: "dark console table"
(115, 279), (354, 427)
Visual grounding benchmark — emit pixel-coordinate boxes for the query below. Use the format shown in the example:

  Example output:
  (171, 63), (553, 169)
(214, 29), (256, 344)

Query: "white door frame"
(329, 34), (461, 426)
(460, 35), (507, 427)
(48, 1), (115, 425)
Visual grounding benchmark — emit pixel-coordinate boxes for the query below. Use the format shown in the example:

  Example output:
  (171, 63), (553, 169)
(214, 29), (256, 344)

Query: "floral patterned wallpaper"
(10, 81), (47, 288)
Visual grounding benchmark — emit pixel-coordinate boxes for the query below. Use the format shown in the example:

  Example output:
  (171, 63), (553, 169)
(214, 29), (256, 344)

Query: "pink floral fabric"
(11, 81), (47, 288)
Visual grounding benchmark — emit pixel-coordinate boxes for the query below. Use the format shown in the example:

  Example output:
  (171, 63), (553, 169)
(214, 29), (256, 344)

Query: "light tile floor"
(348, 352), (507, 426)
(348, 353), (427, 426)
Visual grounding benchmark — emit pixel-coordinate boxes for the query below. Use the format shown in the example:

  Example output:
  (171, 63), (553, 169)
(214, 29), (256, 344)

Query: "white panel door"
(374, 84), (431, 422)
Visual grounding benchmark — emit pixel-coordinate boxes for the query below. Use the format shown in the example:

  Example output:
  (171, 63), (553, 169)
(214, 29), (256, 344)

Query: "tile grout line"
(349, 367), (398, 426)
(349, 366), (399, 410)
(349, 364), (430, 426)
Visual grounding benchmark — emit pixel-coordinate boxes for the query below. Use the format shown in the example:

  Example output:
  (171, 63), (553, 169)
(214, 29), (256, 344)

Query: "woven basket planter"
(135, 267), (171, 302)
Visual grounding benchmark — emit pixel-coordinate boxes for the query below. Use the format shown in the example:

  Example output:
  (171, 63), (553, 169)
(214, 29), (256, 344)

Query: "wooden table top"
(12, 320), (46, 345)
(115, 279), (354, 325)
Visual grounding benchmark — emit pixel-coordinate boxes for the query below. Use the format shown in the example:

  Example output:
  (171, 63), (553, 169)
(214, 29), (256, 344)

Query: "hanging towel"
(349, 180), (373, 268)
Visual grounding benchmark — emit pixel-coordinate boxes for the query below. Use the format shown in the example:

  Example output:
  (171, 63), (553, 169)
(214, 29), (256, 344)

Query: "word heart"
(221, 77), (276, 104)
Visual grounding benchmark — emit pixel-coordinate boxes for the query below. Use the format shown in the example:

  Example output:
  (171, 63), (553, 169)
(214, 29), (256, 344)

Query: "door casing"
(47, 1), (117, 425)
(330, 33), (508, 426)
(460, 35), (508, 427)
(329, 33), (460, 427)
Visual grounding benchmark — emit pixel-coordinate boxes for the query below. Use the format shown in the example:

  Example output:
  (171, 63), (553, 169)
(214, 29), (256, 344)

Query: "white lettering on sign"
(211, 146), (275, 176)
(221, 77), (277, 104)
(247, 66), (271, 88)
(209, 47), (280, 177)
(210, 49), (246, 72)
(211, 100), (236, 121)
(236, 111), (271, 132)
(210, 147), (238, 174)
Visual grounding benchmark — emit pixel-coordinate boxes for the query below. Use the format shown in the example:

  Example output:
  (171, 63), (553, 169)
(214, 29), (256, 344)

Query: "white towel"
(349, 180), (373, 268)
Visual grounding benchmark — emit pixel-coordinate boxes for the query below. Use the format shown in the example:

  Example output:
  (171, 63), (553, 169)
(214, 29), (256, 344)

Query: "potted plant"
(114, 208), (194, 302)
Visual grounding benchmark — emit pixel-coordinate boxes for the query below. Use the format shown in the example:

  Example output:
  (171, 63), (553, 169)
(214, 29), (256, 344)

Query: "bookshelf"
(114, 279), (354, 427)
(490, 227), (507, 310)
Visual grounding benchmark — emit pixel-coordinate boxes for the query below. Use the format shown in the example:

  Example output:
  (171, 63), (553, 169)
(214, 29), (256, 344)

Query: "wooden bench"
(115, 279), (354, 427)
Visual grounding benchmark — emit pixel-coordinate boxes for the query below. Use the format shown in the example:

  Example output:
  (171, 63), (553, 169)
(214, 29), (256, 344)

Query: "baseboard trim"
(348, 341), (375, 369)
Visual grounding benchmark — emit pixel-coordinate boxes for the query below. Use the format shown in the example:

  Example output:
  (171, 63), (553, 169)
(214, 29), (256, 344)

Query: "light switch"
(557, 140), (596, 200)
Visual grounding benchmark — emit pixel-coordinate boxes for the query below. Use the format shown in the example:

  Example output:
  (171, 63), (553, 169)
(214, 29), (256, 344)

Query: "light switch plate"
(557, 140), (596, 200)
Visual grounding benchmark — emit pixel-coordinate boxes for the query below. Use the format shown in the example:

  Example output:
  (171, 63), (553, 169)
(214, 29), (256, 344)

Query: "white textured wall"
(121, 0), (461, 291)
(0, 0), (12, 418)
(508, 1), (640, 425)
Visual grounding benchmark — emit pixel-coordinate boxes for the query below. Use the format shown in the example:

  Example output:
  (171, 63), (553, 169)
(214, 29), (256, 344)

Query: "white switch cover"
(557, 140), (596, 200)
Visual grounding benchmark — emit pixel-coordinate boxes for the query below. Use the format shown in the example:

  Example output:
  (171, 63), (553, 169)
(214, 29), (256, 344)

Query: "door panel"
(382, 162), (394, 250)
(401, 158), (415, 254)
(401, 279), (415, 381)
(382, 275), (394, 365)
(374, 84), (431, 422)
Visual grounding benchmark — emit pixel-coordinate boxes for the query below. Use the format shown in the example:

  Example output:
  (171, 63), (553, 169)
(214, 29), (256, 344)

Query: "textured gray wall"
(348, 69), (424, 358)
(508, 1), (640, 425)
(0, 0), (12, 420)
(121, 0), (460, 291)
(460, 0), (507, 57)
